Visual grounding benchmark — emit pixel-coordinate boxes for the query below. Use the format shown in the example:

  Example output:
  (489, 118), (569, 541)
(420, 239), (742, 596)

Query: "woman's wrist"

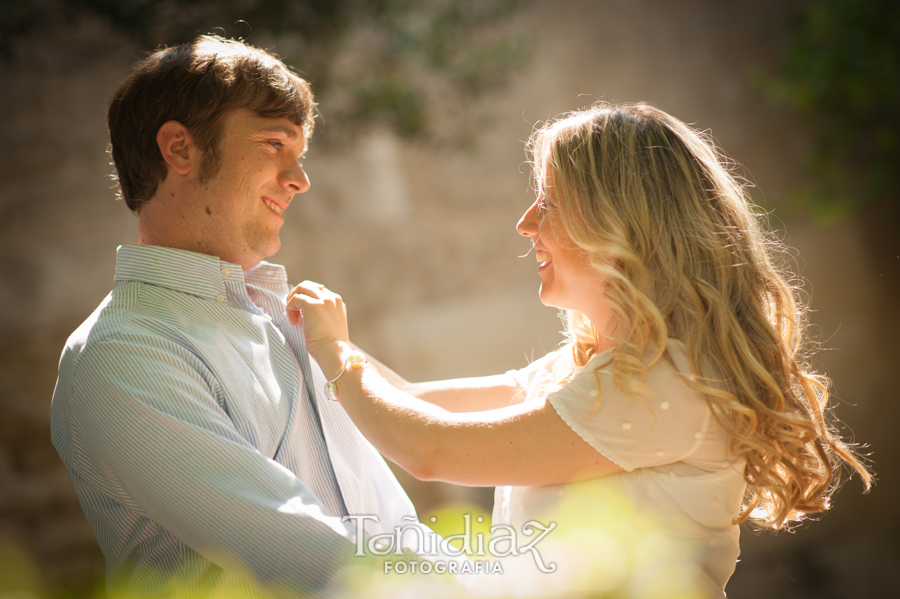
(319, 341), (380, 402)
(316, 340), (353, 384)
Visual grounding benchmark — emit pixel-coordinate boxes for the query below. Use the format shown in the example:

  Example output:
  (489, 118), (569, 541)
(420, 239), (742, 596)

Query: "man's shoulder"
(53, 283), (160, 457)
(65, 287), (127, 354)
(62, 281), (175, 361)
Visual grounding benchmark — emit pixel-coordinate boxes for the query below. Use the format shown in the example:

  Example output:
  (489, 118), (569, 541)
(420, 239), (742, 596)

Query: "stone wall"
(1, 0), (896, 596)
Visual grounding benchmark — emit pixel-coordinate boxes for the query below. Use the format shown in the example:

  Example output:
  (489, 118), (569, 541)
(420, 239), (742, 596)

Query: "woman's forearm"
(319, 344), (460, 480)
(286, 283), (621, 487)
(319, 342), (620, 487)
(350, 344), (524, 412)
(403, 375), (524, 412)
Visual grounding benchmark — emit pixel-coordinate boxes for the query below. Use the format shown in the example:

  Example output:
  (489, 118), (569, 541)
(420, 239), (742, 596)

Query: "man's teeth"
(263, 198), (284, 215)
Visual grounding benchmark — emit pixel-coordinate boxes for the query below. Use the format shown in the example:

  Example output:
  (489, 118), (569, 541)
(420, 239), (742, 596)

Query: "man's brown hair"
(108, 35), (315, 212)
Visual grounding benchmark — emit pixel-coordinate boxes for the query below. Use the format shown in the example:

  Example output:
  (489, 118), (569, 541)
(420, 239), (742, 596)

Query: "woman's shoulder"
(559, 339), (709, 423)
(515, 339), (698, 401)
(506, 346), (570, 390)
(580, 338), (692, 378)
(546, 338), (727, 473)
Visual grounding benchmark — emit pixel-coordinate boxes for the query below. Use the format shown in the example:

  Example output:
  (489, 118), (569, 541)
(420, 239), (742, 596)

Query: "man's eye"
(269, 141), (283, 150)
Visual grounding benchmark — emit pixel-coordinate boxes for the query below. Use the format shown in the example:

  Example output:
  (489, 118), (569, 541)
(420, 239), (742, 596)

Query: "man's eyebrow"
(257, 126), (299, 139)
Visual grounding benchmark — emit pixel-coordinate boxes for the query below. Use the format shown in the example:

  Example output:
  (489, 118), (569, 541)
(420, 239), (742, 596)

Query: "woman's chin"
(538, 287), (563, 310)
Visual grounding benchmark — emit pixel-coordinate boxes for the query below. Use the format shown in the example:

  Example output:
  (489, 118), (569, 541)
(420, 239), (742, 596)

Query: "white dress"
(490, 340), (746, 598)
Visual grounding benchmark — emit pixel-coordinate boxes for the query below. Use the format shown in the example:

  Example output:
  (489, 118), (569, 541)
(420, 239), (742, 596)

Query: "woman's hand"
(285, 282), (350, 369)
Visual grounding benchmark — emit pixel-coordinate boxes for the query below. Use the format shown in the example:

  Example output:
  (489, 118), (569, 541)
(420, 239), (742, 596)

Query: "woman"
(287, 103), (872, 596)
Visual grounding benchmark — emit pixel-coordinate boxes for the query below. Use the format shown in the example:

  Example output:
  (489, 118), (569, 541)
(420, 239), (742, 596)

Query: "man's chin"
(262, 237), (282, 261)
(238, 237), (281, 270)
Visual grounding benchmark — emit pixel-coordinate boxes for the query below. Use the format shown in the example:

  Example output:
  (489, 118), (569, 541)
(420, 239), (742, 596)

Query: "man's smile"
(262, 196), (285, 215)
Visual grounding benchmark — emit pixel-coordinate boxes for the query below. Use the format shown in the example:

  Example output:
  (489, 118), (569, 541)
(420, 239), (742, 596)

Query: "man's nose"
(281, 164), (310, 194)
(516, 201), (540, 237)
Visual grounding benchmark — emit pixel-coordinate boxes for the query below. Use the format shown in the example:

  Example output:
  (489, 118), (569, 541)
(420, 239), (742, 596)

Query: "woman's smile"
(536, 249), (552, 268)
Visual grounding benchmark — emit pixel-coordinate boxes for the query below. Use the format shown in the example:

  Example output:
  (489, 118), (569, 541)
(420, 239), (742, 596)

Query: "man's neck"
(137, 209), (262, 271)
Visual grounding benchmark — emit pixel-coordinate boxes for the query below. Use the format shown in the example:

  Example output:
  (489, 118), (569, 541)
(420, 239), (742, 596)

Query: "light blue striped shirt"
(51, 245), (425, 597)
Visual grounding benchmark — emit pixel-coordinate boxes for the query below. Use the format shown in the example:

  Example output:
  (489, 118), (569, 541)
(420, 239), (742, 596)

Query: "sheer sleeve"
(547, 341), (712, 472)
(502, 348), (570, 406)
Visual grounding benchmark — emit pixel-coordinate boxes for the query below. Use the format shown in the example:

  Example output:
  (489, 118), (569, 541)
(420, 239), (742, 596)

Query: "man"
(51, 36), (435, 597)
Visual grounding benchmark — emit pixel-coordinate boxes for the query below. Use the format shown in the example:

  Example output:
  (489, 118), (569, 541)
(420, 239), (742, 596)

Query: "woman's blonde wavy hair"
(529, 102), (872, 529)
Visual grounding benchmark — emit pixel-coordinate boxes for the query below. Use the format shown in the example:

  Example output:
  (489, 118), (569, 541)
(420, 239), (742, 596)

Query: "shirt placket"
(242, 277), (349, 518)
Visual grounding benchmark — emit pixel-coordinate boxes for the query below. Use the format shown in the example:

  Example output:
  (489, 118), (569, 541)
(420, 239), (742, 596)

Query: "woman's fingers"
(288, 280), (331, 300)
(286, 299), (303, 325)
(286, 281), (341, 324)
(285, 287), (310, 325)
(284, 281), (350, 359)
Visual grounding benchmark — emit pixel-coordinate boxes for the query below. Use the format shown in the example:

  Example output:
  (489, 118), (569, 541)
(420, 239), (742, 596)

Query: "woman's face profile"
(516, 174), (610, 327)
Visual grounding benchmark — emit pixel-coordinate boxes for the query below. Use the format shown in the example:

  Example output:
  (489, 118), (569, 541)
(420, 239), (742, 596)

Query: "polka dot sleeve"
(547, 341), (712, 472)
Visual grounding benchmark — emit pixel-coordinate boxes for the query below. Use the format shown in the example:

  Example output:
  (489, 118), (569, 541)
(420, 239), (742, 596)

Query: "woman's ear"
(156, 121), (195, 175)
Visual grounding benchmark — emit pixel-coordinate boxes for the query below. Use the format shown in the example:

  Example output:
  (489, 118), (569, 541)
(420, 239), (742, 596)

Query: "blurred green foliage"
(1, 0), (533, 145)
(750, 0), (900, 223)
(424, 503), (493, 553)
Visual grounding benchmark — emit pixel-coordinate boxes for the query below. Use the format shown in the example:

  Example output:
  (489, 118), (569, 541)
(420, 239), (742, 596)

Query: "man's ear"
(156, 121), (195, 176)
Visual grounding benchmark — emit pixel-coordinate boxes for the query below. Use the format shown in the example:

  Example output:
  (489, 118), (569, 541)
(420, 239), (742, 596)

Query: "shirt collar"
(114, 245), (289, 301)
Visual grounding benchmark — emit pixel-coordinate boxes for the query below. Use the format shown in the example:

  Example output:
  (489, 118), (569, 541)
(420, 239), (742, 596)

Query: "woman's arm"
(324, 353), (621, 486)
(287, 282), (623, 487)
(351, 344), (524, 413)
(404, 375), (525, 412)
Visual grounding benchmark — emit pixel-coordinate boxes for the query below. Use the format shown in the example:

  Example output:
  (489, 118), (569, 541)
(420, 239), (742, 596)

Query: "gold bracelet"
(324, 350), (368, 402)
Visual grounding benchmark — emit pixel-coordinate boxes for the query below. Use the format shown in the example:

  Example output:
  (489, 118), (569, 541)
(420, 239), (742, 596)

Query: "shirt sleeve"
(67, 331), (369, 594)
(547, 346), (712, 472)
(505, 348), (567, 393)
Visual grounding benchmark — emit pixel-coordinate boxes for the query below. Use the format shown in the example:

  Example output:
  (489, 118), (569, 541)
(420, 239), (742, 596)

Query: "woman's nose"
(516, 200), (540, 237)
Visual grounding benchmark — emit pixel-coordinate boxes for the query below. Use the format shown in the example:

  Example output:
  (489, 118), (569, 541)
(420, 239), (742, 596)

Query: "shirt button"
(660, 401), (670, 410)
(216, 295), (225, 303)
(621, 421), (632, 430)
(221, 268), (231, 278)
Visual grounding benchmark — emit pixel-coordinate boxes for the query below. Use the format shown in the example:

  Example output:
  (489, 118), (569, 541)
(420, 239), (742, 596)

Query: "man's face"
(188, 108), (309, 270)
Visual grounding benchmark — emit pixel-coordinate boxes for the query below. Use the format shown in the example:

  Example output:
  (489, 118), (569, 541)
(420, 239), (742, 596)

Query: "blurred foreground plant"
(0, 492), (710, 599)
